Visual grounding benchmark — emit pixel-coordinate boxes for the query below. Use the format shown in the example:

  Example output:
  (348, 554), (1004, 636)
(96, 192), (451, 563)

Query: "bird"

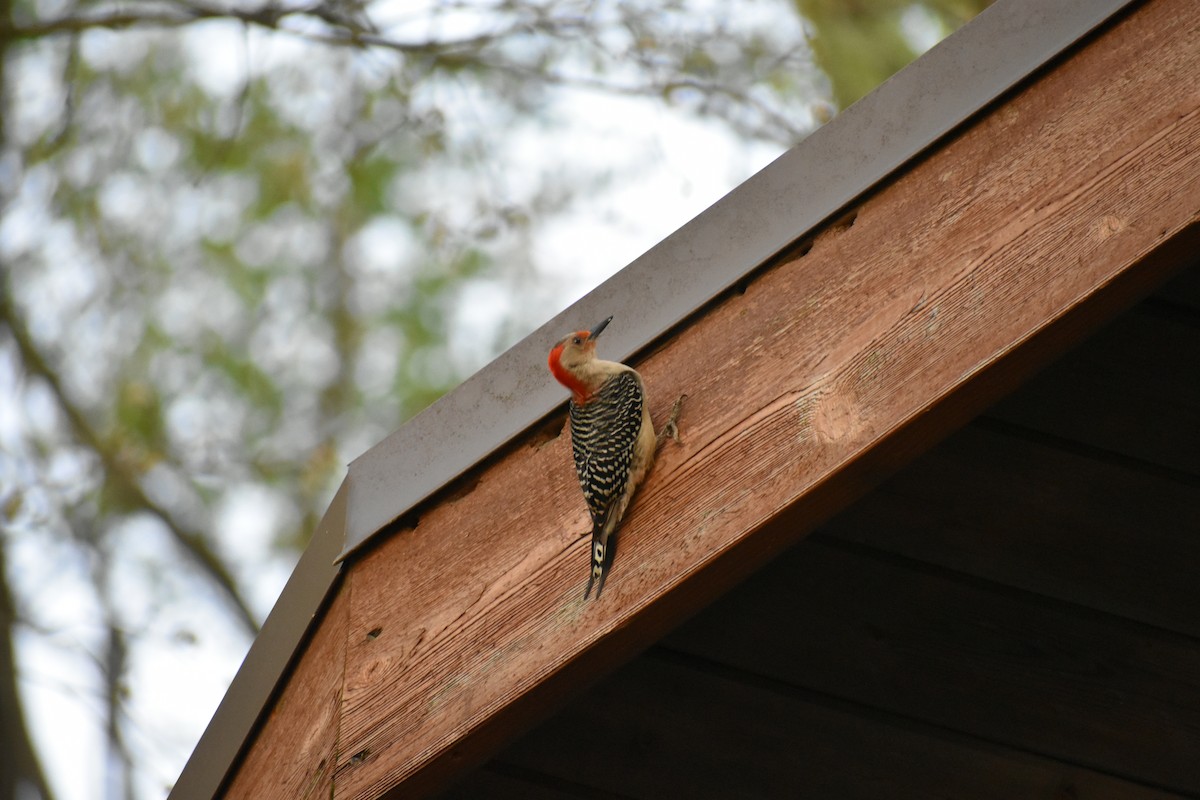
(548, 315), (684, 599)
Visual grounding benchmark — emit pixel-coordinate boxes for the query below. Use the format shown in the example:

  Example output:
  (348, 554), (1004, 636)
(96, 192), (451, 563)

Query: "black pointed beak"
(589, 315), (613, 339)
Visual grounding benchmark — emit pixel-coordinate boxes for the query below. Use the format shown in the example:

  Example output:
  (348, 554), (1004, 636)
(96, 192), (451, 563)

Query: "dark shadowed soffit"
(169, 1), (1137, 797)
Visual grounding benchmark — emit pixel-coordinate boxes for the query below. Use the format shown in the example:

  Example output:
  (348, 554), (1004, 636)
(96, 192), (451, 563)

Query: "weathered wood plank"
(985, 306), (1200, 476)
(663, 541), (1200, 794)
(819, 420), (1200, 637)
(333, 1), (1200, 796)
(464, 282), (1200, 797)
(477, 651), (1184, 800)
(465, 290), (1200, 796)
(223, 580), (349, 800)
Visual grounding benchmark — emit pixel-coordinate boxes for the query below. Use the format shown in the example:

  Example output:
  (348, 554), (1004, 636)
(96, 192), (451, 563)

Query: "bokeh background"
(0, 0), (989, 797)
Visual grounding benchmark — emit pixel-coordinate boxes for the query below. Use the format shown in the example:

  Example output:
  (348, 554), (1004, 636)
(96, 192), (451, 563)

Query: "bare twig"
(1, 0), (530, 53)
(0, 0), (808, 144)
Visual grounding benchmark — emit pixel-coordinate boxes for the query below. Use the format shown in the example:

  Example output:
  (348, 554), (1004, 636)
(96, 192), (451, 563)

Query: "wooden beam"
(223, 584), (348, 799)
(819, 299), (1200, 640)
(452, 299), (1200, 796)
(222, 488), (350, 800)
(473, 651), (1184, 800)
(986, 305), (1200, 477)
(824, 417), (1200, 638)
(664, 540), (1200, 793)
(335, 0), (1133, 559)
(224, 0), (1200, 796)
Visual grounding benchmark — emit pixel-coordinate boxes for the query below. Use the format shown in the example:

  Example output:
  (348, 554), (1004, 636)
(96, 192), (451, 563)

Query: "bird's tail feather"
(583, 525), (616, 600)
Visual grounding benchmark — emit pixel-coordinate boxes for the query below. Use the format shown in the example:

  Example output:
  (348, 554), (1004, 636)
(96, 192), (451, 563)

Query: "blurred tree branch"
(2, 0), (573, 52)
(0, 291), (261, 636)
(0, 0), (58, 790)
(3, 0), (814, 145)
(0, 540), (57, 800)
(101, 589), (134, 800)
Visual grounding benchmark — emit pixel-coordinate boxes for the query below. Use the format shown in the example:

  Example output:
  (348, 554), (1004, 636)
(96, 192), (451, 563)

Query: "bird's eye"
(572, 336), (582, 345)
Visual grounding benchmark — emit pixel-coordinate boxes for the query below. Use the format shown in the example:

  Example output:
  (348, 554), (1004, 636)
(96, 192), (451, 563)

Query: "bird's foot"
(657, 394), (687, 447)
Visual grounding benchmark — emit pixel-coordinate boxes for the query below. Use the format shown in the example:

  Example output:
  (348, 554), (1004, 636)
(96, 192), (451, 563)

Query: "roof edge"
(169, 482), (347, 799)
(340, 0), (1134, 559)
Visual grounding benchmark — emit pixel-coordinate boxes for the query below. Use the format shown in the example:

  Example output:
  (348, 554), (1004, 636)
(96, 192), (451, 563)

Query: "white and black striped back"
(568, 370), (644, 530)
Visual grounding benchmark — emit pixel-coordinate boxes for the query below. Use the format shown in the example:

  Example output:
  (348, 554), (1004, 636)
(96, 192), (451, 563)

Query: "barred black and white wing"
(569, 370), (644, 598)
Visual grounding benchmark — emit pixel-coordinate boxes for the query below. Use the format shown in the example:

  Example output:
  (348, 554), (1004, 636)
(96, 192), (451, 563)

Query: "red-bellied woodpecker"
(548, 315), (684, 599)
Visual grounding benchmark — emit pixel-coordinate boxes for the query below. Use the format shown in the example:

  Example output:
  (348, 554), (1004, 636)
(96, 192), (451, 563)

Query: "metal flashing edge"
(169, 483), (346, 799)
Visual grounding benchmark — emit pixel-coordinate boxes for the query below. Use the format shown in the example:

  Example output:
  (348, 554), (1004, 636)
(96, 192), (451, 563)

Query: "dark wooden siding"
(445, 264), (1200, 798)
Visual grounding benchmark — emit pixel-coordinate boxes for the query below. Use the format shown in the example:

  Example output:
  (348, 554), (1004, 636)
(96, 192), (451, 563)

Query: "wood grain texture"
(663, 541), (1200, 794)
(463, 286), (1198, 797)
(481, 652), (1185, 800)
(223, 581), (349, 800)
(331, 1), (1200, 796)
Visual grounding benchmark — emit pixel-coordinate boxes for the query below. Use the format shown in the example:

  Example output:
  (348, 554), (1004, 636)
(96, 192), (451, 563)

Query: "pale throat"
(566, 363), (605, 402)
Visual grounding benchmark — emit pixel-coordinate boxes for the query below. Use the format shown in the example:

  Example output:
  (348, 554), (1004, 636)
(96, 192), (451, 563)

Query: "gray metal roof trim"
(169, 1), (1135, 797)
(341, 0), (1133, 559)
(169, 482), (347, 800)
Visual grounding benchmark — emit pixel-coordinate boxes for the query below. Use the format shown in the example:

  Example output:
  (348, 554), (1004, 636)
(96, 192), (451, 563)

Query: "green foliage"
(345, 152), (399, 227)
(114, 380), (166, 457)
(204, 337), (285, 421)
(797, 0), (995, 109)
